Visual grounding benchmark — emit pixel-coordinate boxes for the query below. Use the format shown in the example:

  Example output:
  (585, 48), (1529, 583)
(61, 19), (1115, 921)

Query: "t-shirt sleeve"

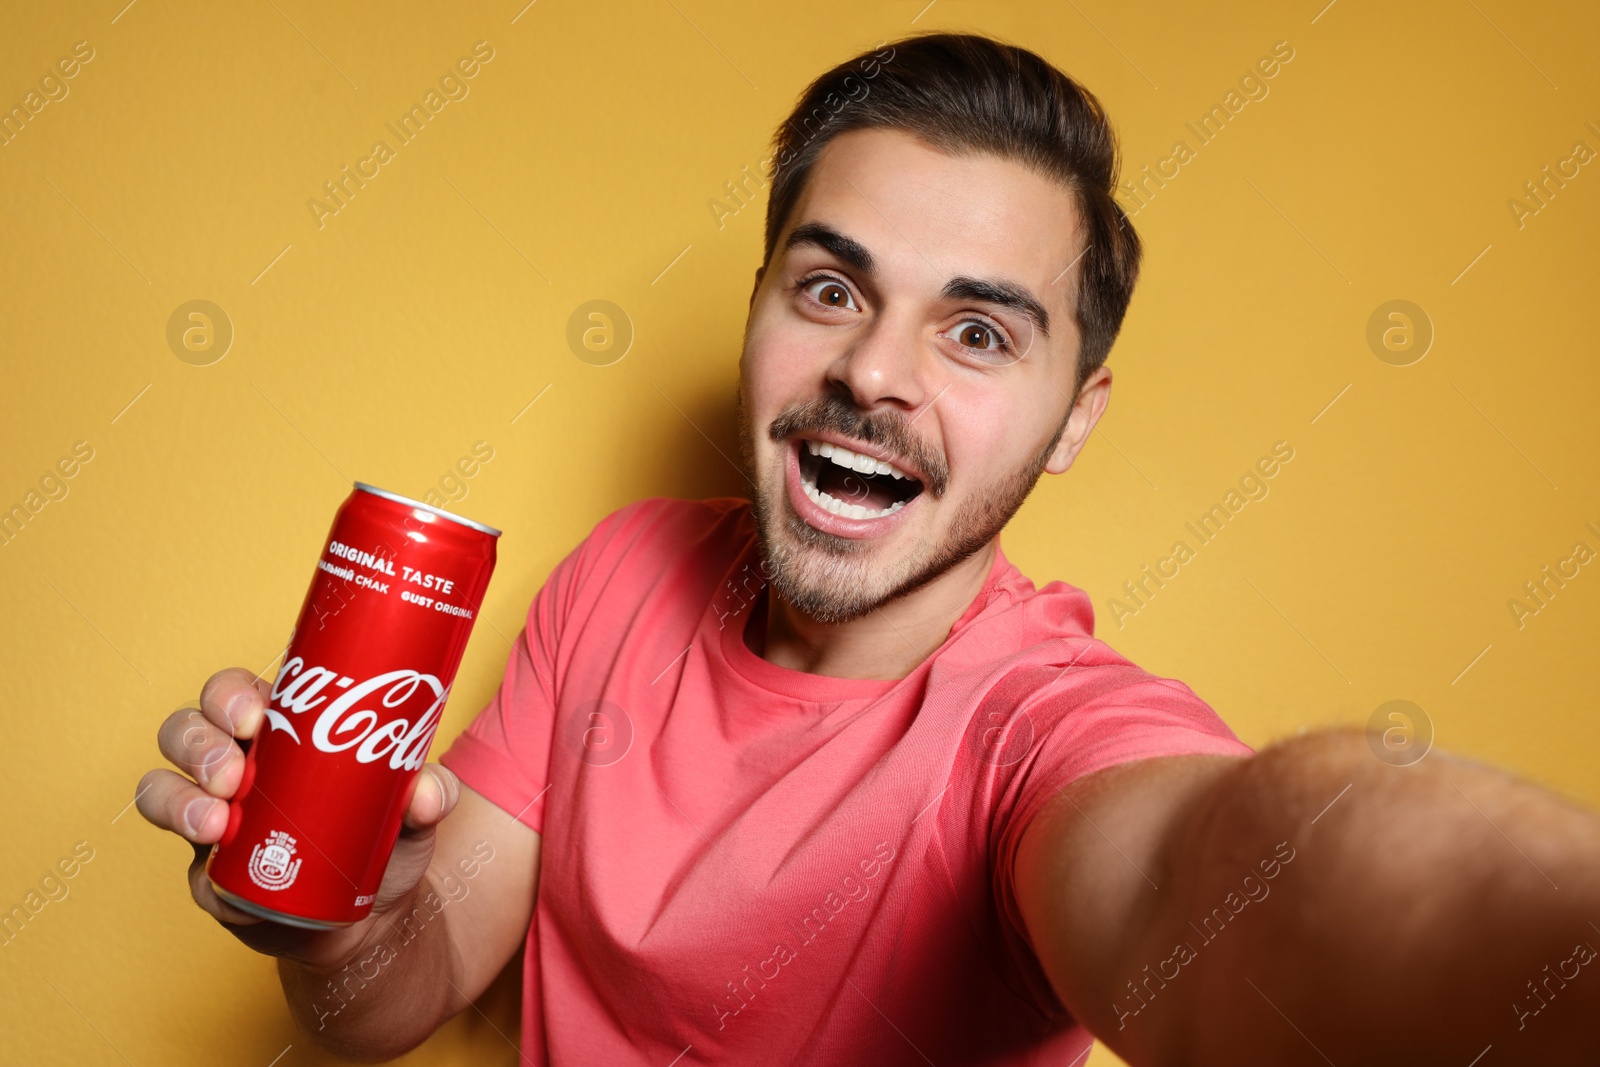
(984, 659), (1253, 1010)
(438, 502), (649, 834)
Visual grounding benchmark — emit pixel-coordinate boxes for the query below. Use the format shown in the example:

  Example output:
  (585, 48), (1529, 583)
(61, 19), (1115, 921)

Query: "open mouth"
(795, 437), (925, 520)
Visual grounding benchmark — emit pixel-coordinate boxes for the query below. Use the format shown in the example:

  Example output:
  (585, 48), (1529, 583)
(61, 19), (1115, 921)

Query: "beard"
(736, 390), (1068, 625)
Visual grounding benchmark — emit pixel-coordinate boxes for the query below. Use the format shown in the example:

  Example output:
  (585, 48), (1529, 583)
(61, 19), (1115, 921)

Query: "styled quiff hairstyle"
(762, 32), (1142, 393)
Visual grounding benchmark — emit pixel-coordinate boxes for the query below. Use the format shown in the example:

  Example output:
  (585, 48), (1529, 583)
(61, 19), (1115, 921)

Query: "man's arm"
(277, 783), (540, 1061)
(1014, 729), (1600, 1064)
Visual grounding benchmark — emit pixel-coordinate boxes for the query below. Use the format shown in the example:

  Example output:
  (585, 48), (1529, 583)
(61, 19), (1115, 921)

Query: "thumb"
(403, 764), (461, 831)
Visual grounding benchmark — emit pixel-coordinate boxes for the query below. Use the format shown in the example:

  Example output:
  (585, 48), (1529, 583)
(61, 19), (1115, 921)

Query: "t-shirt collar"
(714, 533), (1019, 703)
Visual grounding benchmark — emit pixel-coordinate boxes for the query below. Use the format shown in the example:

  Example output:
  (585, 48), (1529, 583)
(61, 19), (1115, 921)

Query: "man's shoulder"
(530, 496), (754, 634)
(968, 561), (1221, 721)
(564, 496), (753, 586)
(584, 495), (752, 552)
(953, 580), (1244, 751)
(1001, 638), (1249, 756)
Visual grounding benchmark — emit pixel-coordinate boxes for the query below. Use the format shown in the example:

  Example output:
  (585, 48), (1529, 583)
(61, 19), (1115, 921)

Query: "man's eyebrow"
(941, 276), (1051, 337)
(784, 222), (875, 274)
(785, 223), (1052, 337)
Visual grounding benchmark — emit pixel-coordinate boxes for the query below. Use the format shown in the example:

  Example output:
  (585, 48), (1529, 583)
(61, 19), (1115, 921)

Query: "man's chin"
(766, 560), (897, 626)
(761, 504), (904, 623)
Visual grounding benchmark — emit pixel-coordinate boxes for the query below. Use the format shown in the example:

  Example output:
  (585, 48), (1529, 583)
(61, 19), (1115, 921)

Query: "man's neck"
(748, 541), (999, 681)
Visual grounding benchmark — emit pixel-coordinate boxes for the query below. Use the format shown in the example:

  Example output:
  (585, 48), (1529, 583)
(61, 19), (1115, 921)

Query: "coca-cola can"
(207, 482), (499, 929)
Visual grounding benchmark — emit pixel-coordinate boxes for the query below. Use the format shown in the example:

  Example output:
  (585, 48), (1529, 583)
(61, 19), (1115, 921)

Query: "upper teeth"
(804, 439), (912, 480)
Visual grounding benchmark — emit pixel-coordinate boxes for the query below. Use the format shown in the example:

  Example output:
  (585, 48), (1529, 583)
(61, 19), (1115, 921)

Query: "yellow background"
(2, 1), (1597, 1063)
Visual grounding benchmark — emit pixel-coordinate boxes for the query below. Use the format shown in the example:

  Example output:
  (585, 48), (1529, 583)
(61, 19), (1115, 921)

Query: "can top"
(353, 482), (502, 537)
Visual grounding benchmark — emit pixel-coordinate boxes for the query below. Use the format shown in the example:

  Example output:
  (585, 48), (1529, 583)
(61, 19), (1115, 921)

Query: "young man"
(139, 33), (1599, 1065)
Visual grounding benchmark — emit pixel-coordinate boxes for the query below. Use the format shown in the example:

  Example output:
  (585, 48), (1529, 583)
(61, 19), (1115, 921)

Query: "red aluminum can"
(207, 482), (499, 929)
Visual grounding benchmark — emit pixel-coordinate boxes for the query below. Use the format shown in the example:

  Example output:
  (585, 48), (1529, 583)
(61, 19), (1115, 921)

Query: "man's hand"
(137, 667), (540, 1059)
(135, 668), (459, 968)
(1014, 730), (1600, 1064)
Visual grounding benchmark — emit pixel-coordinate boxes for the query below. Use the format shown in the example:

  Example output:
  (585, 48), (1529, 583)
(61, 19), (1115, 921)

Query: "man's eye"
(803, 278), (858, 311)
(946, 319), (1011, 355)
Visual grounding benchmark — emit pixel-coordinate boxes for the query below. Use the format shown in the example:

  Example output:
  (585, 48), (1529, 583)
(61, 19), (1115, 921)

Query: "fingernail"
(196, 744), (232, 786)
(226, 691), (261, 733)
(183, 797), (219, 837)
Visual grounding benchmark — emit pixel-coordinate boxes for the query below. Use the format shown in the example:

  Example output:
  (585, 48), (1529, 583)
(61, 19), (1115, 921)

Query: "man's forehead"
(782, 127), (1086, 306)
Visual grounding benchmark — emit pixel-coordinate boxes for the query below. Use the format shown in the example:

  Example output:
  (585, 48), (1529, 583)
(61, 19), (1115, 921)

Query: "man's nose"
(825, 311), (933, 414)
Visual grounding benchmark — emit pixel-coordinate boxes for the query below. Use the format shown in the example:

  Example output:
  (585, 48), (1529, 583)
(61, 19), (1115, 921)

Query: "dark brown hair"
(762, 32), (1141, 392)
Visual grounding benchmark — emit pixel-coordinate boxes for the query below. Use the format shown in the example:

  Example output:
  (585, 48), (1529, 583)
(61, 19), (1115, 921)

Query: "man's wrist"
(278, 877), (447, 1047)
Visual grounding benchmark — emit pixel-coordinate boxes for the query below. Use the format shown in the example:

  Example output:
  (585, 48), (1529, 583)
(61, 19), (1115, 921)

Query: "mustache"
(767, 395), (949, 496)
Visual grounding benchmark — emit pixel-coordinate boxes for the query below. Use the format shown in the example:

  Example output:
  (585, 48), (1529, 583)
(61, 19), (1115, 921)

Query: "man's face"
(737, 127), (1105, 624)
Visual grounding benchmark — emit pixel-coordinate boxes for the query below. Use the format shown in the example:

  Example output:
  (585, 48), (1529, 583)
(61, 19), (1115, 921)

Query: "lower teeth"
(801, 477), (906, 520)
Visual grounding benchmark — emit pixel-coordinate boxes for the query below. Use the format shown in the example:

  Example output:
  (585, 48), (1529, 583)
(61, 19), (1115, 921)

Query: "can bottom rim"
(211, 882), (354, 930)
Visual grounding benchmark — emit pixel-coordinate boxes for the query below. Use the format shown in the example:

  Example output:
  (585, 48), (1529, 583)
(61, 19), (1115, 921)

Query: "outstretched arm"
(1014, 729), (1600, 1064)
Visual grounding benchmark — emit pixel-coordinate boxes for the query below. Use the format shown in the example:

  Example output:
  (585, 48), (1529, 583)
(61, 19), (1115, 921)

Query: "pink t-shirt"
(440, 497), (1250, 1065)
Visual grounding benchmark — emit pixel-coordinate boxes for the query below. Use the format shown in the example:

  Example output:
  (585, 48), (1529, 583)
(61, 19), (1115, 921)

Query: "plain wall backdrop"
(2, 1), (1597, 1064)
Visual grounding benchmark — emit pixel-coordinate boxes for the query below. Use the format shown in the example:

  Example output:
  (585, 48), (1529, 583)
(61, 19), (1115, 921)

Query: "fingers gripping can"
(207, 483), (499, 929)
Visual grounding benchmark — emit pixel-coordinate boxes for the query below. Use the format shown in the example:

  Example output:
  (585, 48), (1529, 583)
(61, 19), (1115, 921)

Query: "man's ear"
(1044, 364), (1112, 475)
(749, 265), (765, 308)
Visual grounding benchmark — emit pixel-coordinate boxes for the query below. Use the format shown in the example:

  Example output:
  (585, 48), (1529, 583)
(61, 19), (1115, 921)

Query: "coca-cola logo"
(265, 656), (448, 771)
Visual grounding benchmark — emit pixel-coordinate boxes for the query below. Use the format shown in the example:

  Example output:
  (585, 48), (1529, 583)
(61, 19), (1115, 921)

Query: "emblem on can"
(248, 830), (302, 891)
